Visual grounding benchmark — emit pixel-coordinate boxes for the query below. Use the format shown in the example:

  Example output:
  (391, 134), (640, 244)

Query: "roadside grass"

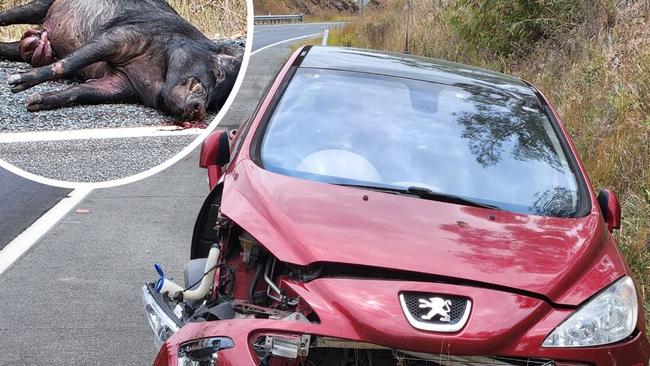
(169, 0), (247, 38)
(0, 0), (247, 41)
(329, 0), (650, 328)
(303, 12), (357, 23)
(253, 0), (292, 16)
(303, 15), (353, 23)
(289, 37), (324, 52)
(0, 0), (28, 41)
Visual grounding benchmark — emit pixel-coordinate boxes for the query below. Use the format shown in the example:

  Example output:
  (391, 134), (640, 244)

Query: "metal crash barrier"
(254, 14), (304, 25)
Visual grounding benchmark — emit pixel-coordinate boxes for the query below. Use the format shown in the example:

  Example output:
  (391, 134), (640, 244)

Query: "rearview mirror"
(597, 189), (621, 232)
(199, 130), (231, 189)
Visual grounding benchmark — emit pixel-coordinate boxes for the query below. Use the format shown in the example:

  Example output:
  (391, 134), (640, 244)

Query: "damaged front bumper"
(153, 318), (650, 366)
(143, 278), (650, 366)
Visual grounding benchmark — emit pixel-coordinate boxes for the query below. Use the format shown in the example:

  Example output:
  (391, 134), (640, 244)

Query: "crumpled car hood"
(220, 159), (626, 306)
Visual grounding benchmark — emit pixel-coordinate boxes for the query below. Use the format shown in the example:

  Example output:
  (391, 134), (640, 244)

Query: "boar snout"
(183, 101), (206, 121)
(164, 76), (209, 121)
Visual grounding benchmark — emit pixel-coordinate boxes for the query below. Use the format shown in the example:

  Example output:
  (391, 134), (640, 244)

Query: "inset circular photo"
(0, 0), (251, 187)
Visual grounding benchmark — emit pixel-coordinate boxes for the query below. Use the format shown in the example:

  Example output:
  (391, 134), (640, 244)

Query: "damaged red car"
(142, 46), (650, 366)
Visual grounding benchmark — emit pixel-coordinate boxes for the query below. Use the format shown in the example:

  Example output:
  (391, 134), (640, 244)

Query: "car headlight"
(178, 337), (234, 366)
(142, 285), (181, 349)
(543, 276), (638, 347)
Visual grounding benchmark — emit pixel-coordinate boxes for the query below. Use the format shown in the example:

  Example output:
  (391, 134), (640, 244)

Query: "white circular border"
(0, 0), (255, 189)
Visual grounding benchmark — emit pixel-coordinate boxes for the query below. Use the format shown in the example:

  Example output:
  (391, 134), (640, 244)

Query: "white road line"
(0, 32), (322, 275)
(252, 32), (323, 55)
(0, 188), (91, 275)
(0, 126), (203, 143)
(322, 29), (330, 46)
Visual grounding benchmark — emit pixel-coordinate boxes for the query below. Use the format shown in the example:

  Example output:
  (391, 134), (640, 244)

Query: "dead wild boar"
(0, 0), (243, 120)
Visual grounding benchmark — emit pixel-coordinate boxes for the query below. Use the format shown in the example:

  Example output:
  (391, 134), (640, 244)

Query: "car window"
(260, 68), (582, 217)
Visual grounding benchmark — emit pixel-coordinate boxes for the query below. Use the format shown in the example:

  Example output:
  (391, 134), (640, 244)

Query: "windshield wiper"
(405, 186), (501, 210)
(333, 183), (410, 195)
(335, 183), (500, 210)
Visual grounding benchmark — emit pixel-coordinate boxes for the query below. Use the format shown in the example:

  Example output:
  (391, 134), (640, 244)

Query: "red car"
(142, 46), (650, 366)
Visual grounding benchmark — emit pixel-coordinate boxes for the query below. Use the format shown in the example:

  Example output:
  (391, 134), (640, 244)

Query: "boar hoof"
(10, 84), (27, 93)
(26, 94), (42, 110)
(8, 74), (30, 93)
(7, 74), (21, 85)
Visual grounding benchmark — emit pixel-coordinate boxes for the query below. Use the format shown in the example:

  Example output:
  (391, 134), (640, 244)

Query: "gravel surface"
(0, 135), (198, 182)
(0, 61), (217, 133)
(0, 38), (244, 133)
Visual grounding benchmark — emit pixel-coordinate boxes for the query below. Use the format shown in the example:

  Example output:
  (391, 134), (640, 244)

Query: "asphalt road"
(1, 135), (198, 182)
(0, 169), (69, 250)
(0, 23), (333, 365)
(253, 22), (340, 49)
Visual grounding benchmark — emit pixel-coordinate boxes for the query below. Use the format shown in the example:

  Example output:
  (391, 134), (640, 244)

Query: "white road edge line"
(0, 31), (324, 275)
(322, 29), (330, 46)
(252, 32), (323, 55)
(0, 126), (204, 143)
(0, 188), (92, 275)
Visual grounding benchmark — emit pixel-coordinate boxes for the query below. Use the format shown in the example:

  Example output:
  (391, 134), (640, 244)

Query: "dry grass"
(170, 0), (247, 38)
(253, 0), (292, 15)
(0, 0), (29, 40)
(330, 0), (650, 328)
(0, 0), (247, 41)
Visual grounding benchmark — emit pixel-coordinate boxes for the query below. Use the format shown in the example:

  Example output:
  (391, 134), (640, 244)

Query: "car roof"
(299, 46), (539, 103)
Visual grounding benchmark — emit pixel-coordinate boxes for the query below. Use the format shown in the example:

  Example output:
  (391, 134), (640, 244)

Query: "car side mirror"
(200, 130), (231, 189)
(597, 189), (621, 232)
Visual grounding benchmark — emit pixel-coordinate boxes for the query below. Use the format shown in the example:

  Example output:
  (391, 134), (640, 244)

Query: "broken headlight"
(142, 285), (181, 349)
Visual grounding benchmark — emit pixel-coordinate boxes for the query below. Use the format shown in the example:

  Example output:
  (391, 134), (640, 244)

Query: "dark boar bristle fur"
(0, 0), (243, 121)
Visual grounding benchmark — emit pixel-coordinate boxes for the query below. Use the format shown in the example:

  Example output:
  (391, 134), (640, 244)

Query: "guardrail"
(254, 14), (304, 25)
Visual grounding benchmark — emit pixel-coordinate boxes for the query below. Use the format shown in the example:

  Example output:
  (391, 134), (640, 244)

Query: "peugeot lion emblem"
(419, 297), (452, 322)
(399, 293), (472, 332)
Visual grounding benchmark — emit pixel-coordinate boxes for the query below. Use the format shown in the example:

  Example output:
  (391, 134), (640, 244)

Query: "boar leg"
(0, 0), (55, 26)
(0, 41), (22, 62)
(25, 75), (137, 111)
(8, 29), (137, 92)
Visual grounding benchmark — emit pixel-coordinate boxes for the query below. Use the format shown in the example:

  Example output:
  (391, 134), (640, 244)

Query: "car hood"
(220, 159), (627, 306)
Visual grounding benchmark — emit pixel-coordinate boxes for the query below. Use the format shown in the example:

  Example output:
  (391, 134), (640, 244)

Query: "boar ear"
(211, 52), (241, 84)
(208, 52), (242, 110)
(212, 62), (226, 83)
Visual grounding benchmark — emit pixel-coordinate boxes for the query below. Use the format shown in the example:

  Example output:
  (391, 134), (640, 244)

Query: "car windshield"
(260, 68), (582, 217)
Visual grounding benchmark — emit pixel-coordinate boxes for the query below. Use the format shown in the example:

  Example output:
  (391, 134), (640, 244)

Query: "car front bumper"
(152, 318), (650, 366)
(143, 280), (650, 366)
